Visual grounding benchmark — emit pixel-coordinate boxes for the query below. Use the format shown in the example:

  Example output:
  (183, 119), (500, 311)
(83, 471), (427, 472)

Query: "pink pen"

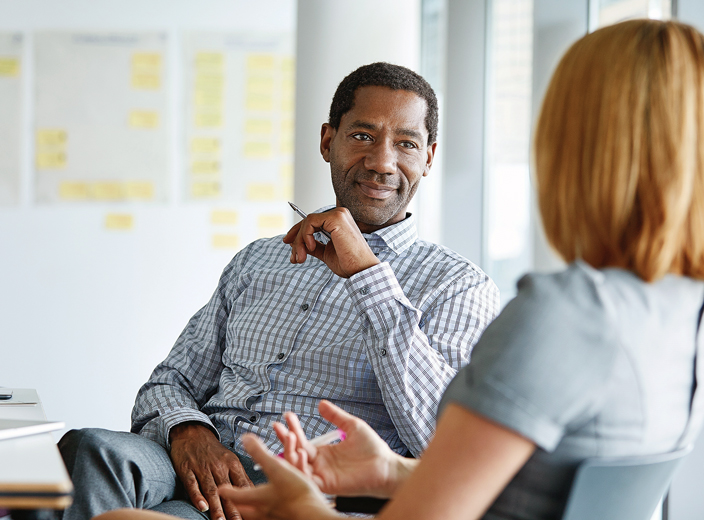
(253, 429), (347, 471)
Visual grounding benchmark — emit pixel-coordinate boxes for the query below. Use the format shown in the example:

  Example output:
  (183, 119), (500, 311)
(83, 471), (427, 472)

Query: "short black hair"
(328, 62), (438, 145)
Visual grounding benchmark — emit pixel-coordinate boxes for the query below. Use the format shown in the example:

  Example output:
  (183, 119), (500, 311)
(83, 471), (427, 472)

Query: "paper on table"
(0, 419), (64, 441)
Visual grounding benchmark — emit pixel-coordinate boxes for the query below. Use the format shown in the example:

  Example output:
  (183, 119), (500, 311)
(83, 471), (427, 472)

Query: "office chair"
(335, 446), (693, 518)
(561, 445), (692, 520)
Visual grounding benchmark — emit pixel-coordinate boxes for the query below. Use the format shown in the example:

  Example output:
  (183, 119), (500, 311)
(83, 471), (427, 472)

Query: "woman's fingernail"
(198, 501), (209, 512)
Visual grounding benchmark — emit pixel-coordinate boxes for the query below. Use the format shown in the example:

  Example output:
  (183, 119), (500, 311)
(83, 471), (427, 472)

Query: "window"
(589, 0), (673, 31)
(483, 0), (534, 302)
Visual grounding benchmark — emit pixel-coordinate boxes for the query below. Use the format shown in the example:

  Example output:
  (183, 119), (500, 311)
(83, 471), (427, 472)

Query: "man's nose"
(364, 140), (397, 175)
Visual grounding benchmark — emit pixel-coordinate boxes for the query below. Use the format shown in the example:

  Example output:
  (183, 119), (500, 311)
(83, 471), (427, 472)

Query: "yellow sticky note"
(247, 76), (274, 95)
(280, 162), (294, 180)
(245, 119), (272, 135)
(211, 210), (238, 225)
(36, 129), (67, 147)
(36, 151), (67, 169)
(125, 181), (154, 200)
(282, 78), (295, 94)
(132, 53), (161, 69)
(59, 182), (89, 200)
(280, 136), (294, 155)
(132, 73), (161, 90)
(191, 138), (220, 154)
(195, 111), (223, 128)
(246, 93), (273, 112)
(0, 57), (20, 77)
(212, 234), (240, 249)
(258, 214), (285, 229)
(195, 89), (223, 107)
(247, 183), (276, 201)
(195, 74), (224, 90)
(247, 54), (275, 71)
(105, 213), (134, 230)
(91, 182), (126, 201)
(244, 141), (272, 159)
(130, 111), (159, 128)
(191, 160), (220, 175)
(281, 95), (295, 113)
(282, 180), (293, 200)
(192, 181), (221, 198)
(195, 52), (224, 69)
(282, 57), (295, 74)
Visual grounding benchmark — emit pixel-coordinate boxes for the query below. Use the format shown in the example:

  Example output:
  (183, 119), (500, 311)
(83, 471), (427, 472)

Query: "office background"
(0, 0), (702, 518)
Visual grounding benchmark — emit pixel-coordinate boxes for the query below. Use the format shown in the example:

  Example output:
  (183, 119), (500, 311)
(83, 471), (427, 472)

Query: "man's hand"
(169, 422), (253, 520)
(283, 207), (380, 278)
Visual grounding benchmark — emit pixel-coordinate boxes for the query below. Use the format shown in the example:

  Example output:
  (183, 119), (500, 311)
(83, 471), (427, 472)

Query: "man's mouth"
(357, 181), (397, 200)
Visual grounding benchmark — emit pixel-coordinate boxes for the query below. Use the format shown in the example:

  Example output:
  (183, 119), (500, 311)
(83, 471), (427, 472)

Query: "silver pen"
(288, 201), (333, 240)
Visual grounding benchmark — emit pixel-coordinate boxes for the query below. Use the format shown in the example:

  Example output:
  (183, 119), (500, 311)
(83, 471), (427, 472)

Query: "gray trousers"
(58, 428), (266, 520)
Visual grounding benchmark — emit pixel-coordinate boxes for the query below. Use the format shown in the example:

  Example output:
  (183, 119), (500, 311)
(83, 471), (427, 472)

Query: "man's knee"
(59, 428), (169, 475)
(59, 428), (116, 471)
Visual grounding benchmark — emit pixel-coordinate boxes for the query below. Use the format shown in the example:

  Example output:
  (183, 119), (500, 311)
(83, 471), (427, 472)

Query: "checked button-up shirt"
(131, 210), (499, 457)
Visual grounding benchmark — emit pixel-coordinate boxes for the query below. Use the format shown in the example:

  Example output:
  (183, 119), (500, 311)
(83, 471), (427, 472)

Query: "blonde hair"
(535, 19), (704, 281)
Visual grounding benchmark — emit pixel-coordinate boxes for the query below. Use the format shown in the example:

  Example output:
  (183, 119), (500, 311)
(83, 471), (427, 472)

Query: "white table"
(0, 389), (73, 510)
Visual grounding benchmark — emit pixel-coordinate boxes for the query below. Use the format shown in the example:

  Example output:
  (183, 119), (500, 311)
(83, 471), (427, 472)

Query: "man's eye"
(399, 141), (418, 149)
(352, 133), (372, 141)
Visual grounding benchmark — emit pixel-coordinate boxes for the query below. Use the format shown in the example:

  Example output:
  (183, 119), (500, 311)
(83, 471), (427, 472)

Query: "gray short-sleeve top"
(440, 261), (704, 519)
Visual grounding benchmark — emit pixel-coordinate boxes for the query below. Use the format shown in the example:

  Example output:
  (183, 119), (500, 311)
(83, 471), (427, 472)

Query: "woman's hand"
(218, 434), (339, 520)
(273, 400), (413, 498)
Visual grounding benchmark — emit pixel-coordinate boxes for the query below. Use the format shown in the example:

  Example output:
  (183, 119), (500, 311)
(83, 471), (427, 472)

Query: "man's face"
(320, 86), (436, 233)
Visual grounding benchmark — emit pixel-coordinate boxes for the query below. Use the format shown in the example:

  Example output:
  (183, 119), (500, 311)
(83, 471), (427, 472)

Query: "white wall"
(0, 0), (296, 435)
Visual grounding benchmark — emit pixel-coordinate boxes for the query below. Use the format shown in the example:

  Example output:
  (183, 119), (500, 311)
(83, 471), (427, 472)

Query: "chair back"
(561, 445), (692, 520)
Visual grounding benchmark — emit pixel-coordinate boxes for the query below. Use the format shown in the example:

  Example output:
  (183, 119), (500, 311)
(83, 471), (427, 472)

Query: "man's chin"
(349, 210), (403, 230)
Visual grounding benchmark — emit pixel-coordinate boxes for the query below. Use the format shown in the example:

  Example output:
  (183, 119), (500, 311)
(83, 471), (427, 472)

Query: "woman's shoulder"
(514, 261), (609, 312)
(494, 261), (617, 354)
(442, 263), (624, 450)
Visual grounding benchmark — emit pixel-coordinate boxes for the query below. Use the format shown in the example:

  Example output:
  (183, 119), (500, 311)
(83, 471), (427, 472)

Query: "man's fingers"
(228, 464), (253, 489)
(220, 498), (243, 520)
(181, 472), (210, 513)
(202, 485), (226, 520)
(187, 467), (227, 520)
(282, 222), (302, 244)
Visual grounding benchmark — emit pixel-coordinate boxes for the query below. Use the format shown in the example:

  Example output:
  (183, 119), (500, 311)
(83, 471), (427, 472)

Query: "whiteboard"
(34, 31), (170, 204)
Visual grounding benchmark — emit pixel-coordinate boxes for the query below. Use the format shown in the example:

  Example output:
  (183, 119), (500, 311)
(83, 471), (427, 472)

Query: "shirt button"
(277, 352), (285, 360)
(250, 415), (258, 423)
(301, 303), (309, 311)
(360, 286), (369, 295)
(380, 349), (387, 356)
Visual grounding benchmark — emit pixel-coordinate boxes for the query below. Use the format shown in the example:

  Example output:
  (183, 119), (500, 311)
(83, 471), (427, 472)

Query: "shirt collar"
(314, 205), (418, 255)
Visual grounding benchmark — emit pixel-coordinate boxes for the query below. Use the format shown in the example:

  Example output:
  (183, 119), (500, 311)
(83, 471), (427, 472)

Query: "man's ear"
(320, 123), (335, 163)
(423, 142), (438, 177)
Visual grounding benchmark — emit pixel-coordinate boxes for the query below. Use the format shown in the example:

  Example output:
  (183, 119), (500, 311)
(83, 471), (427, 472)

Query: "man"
(59, 62), (499, 520)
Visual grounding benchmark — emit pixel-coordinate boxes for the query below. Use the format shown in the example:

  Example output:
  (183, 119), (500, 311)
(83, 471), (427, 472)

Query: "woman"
(97, 18), (704, 520)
